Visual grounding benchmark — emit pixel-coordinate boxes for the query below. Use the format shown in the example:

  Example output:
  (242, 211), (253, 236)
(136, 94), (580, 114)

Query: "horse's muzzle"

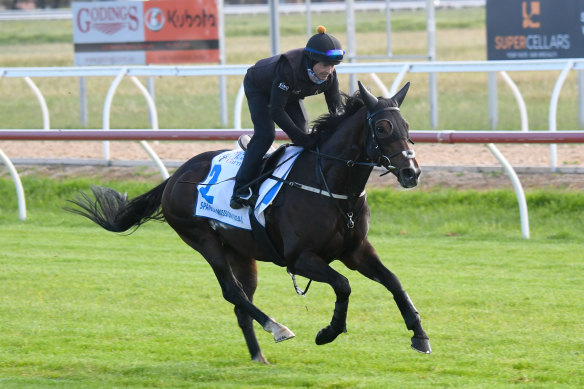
(397, 165), (421, 188)
(388, 149), (420, 188)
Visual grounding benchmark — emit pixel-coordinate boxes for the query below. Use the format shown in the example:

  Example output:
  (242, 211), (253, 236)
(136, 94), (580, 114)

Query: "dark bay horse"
(68, 81), (431, 363)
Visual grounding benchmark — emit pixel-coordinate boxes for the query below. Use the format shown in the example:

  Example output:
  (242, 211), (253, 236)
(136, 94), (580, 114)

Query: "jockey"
(230, 25), (345, 209)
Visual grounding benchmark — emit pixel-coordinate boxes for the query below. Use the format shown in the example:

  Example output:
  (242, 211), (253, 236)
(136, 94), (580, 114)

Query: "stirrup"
(230, 187), (253, 209)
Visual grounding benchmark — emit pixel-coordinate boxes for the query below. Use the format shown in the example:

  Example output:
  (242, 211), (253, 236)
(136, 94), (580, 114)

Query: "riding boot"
(231, 123), (274, 209)
(230, 151), (262, 209)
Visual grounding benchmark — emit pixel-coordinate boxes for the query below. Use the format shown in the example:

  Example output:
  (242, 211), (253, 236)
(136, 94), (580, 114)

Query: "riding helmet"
(305, 25), (345, 65)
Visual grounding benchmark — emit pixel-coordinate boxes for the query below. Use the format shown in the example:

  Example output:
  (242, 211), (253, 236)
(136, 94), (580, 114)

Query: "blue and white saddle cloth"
(195, 146), (303, 230)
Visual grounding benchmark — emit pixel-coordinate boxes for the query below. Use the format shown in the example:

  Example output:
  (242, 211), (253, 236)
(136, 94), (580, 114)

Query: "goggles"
(305, 47), (345, 61)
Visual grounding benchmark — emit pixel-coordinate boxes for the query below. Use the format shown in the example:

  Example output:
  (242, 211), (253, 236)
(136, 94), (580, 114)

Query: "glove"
(296, 133), (319, 150)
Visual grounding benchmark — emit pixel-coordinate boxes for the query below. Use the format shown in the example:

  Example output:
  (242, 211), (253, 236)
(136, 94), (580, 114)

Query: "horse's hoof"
(252, 353), (270, 364)
(315, 325), (345, 345)
(411, 336), (432, 354)
(273, 325), (295, 343)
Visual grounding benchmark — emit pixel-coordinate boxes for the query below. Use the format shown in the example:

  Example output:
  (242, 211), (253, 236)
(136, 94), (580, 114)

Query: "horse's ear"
(392, 82), (410, 107)
(358, 81), (378, 111)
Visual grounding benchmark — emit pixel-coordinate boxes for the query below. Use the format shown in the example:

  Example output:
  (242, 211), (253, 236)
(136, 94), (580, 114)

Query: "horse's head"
(358, 81), (421, 188)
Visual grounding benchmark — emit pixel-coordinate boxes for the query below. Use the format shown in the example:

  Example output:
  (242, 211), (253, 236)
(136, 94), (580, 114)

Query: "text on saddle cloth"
(195, 147), (303, 230)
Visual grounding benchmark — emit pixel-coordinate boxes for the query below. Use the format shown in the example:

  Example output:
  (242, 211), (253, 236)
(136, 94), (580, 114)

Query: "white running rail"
(1, 59), (584, 240)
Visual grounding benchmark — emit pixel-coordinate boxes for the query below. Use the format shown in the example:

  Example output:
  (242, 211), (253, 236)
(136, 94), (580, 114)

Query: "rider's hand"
(298, 133), (319, 150)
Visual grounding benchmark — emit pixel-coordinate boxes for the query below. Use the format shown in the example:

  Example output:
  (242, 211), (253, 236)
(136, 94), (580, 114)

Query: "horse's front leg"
(342, 239), (432, 354)
(293, 253), (351, 345)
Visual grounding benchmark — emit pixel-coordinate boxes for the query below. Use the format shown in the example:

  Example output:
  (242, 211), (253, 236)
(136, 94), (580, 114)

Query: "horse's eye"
(376, 121), (393, 135)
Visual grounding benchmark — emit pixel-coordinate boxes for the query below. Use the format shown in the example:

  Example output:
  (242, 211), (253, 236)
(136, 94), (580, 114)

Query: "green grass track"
(0, 176), (583, 387)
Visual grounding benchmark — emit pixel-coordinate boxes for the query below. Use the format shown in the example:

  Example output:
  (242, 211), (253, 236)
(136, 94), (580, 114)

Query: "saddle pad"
(195, 146), (303, 230)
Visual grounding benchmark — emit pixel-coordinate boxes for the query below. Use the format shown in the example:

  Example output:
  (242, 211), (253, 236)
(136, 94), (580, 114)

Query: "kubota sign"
(72, 0), (219, 65)
(486, 0), (584, 60)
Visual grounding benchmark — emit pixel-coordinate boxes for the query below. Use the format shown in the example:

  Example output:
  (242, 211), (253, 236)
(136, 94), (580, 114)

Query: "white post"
(549, 61), (574, 172)
(488, 72), (498, 130)
(345, 0), (357, 93)
(129, 76), (169, 179)
(426, 0), (438, 129)
(269, 0), (280, 56)
(0, 148), (26, 221)
(102, 68), (128, 162)
(486, 143), (530, 239)
(79, 77), (88, 126)
(487, 70), (529, 238)
(578, 70), (584, 128)
(234, 82), (246, 131)
(499, 71), (528, 132)
(385, 0), (392, 56)
(24, 77), (50, 130)
(305, 0), (312, 39)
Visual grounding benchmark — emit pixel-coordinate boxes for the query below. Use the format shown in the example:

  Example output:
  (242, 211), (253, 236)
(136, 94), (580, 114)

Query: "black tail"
(66, 180), (168, 233)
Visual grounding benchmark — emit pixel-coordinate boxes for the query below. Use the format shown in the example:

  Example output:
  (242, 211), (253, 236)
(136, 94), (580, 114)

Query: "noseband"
(366, 106), (416, 175)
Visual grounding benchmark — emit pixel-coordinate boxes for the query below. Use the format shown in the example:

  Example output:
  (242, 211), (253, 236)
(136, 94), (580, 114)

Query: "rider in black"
(230, 25), (345, 209)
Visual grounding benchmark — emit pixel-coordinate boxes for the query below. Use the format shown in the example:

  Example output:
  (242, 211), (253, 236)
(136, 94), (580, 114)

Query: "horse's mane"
(311, 92), (365, 139)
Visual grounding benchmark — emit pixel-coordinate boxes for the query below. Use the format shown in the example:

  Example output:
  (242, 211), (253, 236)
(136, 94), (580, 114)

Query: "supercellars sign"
(486, 0), (584, 60)
(72, 0), (219, 65)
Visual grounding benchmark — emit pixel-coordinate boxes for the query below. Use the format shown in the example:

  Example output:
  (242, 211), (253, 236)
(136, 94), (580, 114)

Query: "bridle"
(365, 105), (416, 176)
(301, 103), (416, 229)
(309, 106), (414, 174)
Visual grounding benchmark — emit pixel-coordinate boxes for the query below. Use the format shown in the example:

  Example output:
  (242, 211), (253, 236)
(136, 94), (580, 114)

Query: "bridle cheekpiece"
(365, 105), (415, 175)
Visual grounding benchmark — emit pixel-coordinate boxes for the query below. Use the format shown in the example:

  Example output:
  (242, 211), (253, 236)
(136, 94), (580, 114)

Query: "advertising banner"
(73, 0), (219, 66)
(486, 0), (584, 60)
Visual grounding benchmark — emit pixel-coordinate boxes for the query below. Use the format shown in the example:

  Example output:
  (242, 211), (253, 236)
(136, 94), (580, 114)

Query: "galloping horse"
(68, 81), (431, 363)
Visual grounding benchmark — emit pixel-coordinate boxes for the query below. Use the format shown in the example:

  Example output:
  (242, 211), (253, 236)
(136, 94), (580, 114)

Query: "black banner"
(486, 0), (584, 60)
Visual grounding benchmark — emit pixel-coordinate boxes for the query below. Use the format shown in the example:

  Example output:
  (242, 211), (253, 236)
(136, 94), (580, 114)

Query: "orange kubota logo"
(522, 1), (541, 29)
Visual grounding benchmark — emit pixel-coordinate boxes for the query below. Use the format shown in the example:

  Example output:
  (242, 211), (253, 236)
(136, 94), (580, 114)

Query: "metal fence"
(2, 58), (584, 238)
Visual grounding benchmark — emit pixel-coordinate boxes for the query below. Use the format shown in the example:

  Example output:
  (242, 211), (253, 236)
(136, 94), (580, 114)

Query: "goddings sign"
(72, 0), (219, 65)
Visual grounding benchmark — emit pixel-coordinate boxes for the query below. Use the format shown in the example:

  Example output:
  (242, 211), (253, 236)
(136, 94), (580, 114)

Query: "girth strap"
(249, 207), (286, 267)
(269, 175), (366, 200)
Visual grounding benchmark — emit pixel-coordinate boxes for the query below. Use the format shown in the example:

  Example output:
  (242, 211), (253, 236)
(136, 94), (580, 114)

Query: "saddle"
(237, 134), (278, 155)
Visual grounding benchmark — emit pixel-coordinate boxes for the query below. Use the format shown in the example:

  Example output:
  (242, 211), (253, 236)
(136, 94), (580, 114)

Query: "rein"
(313, 145), (370, 229)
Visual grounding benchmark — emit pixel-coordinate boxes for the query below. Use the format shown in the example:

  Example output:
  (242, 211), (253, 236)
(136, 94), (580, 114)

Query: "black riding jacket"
(245, 48), (342, 142)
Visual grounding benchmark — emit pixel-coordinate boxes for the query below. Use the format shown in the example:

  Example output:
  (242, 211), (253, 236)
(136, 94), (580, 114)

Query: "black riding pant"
(234, 76), (308, 192)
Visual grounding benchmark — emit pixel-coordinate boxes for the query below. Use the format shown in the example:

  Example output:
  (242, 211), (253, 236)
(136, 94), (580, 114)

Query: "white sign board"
(72, 0), (219, 66)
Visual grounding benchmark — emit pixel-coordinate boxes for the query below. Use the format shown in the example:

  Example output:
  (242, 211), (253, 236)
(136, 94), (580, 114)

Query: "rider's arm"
(324, 72), (342, 115)
(268, 62), (311, 146)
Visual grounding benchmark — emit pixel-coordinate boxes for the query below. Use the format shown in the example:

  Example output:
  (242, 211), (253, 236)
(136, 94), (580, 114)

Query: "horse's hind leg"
(178, 229), (295, 348)
(342, 239), (432, 354)
(228, 253), (269, 363)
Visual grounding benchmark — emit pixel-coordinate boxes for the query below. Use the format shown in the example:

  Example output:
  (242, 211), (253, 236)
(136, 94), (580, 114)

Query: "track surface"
(1, 141), (583, 189)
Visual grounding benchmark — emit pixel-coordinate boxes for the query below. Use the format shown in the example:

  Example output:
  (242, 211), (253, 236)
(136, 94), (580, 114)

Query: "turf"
(1, 176), (583, 387)
(1, 7), (583, 386)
